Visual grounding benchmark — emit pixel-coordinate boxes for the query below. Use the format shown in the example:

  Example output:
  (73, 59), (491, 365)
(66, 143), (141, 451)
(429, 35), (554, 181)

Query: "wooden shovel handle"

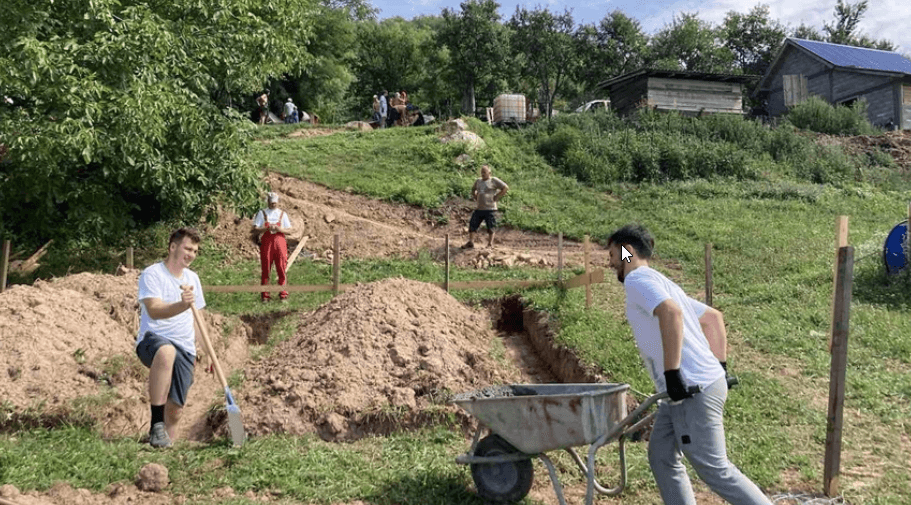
(189, 304), (230, 391)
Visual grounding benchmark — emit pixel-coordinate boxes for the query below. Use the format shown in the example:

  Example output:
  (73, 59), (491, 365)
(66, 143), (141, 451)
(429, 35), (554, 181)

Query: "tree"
(721, 4), (787, 76)
(0, 0), (316, 246)
(650, 13), (734, 73)
(509, 6), (577, 118)
(790, 1), (895, 51)
(438, 0), (511, 115)
(576, 10), (650, 92)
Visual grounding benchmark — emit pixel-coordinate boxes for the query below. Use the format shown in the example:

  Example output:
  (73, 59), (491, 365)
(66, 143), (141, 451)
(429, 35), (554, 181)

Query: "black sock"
(151, 404), (165, 427)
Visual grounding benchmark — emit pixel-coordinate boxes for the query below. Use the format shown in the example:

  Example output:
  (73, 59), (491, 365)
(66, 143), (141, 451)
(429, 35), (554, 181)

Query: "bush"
(785, 96), (880, 136)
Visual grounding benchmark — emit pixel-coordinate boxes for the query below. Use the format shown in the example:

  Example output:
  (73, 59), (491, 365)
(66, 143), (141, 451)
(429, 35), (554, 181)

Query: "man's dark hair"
(169, 227), (201, 246)
(607, 224), (654, 259)
(381, 90), (387, 96)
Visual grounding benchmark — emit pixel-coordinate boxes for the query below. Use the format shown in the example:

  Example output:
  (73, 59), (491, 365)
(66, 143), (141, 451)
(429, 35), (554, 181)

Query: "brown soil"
(814, 129), (911, 169)
(0, 271), (249, 442)
(204, 173), (609, 270)
(238, 277), (524, 441)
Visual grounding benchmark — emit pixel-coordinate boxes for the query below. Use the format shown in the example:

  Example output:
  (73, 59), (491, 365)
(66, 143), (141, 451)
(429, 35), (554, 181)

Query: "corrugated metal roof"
(792, 38), (911, 74)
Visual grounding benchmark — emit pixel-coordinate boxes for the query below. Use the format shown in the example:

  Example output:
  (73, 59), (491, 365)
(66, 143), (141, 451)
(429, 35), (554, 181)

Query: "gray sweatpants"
(649, 376), (771, 505)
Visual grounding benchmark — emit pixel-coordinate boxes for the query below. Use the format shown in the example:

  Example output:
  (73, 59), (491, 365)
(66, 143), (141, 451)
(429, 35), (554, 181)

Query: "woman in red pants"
(252, 192), (293, 302)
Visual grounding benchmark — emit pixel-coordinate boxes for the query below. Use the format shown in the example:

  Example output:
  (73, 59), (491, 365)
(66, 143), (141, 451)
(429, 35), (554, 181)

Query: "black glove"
(664, 369), (694, 402)
(720, 361), (739, 389)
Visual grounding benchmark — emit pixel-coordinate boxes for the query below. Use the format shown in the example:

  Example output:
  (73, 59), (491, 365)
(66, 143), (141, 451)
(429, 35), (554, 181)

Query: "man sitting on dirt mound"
(135, 228), (209, 448)
(462, 164), (508, 249)
(606, 224), (771, 505)
(252, 192), (293, 302)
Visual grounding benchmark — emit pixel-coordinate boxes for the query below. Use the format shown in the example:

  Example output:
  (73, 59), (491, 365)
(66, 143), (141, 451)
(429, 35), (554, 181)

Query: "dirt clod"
(136, 463), (169, 492)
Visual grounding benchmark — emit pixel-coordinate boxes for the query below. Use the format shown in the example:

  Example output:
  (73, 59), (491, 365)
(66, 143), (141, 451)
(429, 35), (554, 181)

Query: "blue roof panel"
(792, 38), (911, 74)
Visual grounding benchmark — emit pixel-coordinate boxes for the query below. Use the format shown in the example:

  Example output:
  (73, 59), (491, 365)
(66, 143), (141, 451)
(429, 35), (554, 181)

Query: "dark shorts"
(469, 210), (497, 232)
(136, 332), (195, 407)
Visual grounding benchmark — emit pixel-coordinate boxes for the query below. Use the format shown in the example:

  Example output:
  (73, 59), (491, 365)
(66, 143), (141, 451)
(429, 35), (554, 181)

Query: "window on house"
(783, 74), (809, 107)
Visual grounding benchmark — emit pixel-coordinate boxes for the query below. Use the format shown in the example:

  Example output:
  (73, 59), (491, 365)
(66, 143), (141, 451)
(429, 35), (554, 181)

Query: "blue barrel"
(883, 221), (908, 275)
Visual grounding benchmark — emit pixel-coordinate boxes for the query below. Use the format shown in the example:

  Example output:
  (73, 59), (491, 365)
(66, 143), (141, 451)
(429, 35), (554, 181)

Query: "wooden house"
(754, 38), (911, 129)
(597, 69), (757, 117)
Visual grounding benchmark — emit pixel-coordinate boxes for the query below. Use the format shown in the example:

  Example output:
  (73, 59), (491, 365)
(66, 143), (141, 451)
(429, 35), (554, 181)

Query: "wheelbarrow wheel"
(470, 434), (534, 502)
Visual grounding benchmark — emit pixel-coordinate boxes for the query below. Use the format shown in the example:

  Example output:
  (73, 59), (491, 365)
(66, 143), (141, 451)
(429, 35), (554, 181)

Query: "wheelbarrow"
(452, 383), (680, 505)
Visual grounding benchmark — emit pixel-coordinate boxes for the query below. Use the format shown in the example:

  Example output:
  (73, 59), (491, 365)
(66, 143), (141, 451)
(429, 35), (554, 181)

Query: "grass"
(3, 116), (910, 503)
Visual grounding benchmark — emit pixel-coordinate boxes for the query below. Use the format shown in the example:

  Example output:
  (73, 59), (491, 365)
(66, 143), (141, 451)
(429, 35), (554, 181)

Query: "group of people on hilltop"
(255, 92), (316, 125)
(132, 158), (774, 505)
(372, 89), (419, 128)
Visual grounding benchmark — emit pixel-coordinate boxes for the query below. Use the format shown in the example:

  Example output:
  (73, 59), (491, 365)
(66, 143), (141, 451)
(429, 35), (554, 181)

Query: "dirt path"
(207, 173), (610, 271)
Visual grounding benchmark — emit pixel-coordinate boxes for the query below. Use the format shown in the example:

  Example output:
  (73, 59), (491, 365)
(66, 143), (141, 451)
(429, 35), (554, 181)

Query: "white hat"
(267, 192), (279, 203)
(287, 98), (293, 102)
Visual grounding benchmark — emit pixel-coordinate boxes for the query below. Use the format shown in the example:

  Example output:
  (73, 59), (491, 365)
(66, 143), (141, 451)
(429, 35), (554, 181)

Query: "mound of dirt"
(239, 278), (515, 441)
(0, 271), (248, 441)
(814, 130), (911, 168)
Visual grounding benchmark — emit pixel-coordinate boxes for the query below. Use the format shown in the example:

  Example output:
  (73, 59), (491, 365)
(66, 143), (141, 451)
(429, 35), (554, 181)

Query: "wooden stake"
(332, 234), (340, 296)
(584, 235), (591, 309)
(126, 247), (134, 270)
(823, 245), (854, 498)
(704, 243), (713, 307)
(829, 216), (849, 352)
(445, 234), (450, 293)
(286, 236), (309, 271)
(0, 240), (10, 294)
(557, 232), (563, 283)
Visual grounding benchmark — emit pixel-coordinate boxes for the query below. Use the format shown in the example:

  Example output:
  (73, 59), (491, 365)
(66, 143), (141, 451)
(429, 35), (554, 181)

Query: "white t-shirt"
(253, 208), (292, 229)
(473, 177), (507, 211)
(136, 262), (206, 356)
(623, 266), (724, 393)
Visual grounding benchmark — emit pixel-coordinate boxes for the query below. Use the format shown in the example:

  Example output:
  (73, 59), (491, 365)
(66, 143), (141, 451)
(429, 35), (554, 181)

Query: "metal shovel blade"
(225, 389), (245, 447)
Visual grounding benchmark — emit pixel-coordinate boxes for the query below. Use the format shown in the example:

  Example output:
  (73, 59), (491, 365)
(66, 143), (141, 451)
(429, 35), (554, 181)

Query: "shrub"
(785, 96), (880, 136)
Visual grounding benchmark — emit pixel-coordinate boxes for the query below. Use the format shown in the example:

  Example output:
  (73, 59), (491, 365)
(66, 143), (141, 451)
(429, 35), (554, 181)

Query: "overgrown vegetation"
(785, 96), (882, 135)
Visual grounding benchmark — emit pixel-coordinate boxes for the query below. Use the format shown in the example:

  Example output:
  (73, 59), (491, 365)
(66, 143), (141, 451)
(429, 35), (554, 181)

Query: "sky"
(370, 0), (911, 54)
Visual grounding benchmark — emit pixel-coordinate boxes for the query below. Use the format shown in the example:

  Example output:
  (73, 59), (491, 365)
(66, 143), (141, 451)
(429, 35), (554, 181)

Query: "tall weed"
(784, 96), (880, 136)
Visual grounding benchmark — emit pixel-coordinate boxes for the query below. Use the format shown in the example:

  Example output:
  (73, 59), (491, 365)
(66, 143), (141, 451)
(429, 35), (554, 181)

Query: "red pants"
(260, 231), (288, 299)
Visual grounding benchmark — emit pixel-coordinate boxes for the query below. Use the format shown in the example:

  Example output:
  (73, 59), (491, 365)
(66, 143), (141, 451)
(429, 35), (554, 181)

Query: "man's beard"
(616, 268), (625, 283)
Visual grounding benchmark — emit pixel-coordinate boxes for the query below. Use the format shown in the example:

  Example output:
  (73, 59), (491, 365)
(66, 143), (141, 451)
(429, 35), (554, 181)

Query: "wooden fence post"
(829, 216), (849, 352)
(557, 232), (563, 283)
(0, 240), (10, 294)
(332, 234), (340, 296)
(823, 245), (854, 497)
(704, 243), (713, 307)
(126, 247), (134, 270)
(445, 234), (450, 293)
(584, 235), (591, 309)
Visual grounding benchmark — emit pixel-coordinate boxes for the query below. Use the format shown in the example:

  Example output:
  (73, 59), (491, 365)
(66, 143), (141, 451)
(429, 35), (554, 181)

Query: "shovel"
(190, 305), (245, 446)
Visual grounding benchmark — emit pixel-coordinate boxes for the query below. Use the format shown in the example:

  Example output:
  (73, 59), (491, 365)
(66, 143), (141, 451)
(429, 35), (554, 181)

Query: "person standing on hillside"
(135, 227), (209, 448)
(253, 192), (293, 302)
(256, 92), (269, 125)
(462, 164), (508, 249)
(283, 98), (296, 124)
(379, 90), (388, 129)
(605, 224), (771, 505)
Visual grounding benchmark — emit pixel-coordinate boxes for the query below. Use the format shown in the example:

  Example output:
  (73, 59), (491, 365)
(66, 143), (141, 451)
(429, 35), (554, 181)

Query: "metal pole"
(332, 234), (340, 296)
(0, 240), (10, 294)
(704, 243), (713, 307)
(823, 246), (854, 497)
(445, 234), (450, 293)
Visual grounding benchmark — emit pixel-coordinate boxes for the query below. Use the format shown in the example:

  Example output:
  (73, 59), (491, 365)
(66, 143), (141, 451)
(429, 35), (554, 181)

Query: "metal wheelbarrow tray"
(453, 383), (670, 505)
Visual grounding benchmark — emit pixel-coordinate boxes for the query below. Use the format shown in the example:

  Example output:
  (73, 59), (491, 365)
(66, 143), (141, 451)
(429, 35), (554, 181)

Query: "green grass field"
(2, 117), (909, 504)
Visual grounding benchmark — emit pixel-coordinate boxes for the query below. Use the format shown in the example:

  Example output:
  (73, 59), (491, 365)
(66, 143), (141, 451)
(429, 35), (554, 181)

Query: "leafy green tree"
(509, 6), (577, 118)
(721, 4), (787, 75)
(0, 0), (316, 246)
(438, 0), (511, 115)
(575, 10), (650, 93)
(790, 1), (895, 51)
(650, 13), (734, 73)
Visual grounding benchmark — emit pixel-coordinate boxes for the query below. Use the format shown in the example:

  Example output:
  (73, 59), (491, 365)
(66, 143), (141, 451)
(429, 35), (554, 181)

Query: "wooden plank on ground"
(204, 284), (344, 293)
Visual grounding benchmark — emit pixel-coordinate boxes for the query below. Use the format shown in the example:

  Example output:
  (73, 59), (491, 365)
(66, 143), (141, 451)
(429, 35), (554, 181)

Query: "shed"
(597, 69), (757, 117)
(754, 38), (911, 129)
